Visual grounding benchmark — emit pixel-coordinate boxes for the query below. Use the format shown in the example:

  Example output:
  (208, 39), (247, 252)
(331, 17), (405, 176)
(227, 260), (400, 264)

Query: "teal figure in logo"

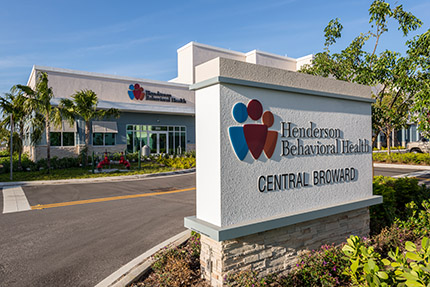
(128, 84), (135, 100)
(229, 102), (249, 160)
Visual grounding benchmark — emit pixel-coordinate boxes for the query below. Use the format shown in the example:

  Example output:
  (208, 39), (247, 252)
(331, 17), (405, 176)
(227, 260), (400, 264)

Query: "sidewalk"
(0, 168), (195, 187)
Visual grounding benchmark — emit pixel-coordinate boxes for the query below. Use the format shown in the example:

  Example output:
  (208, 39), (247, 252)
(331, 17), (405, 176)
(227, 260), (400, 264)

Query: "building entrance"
(149, 132), (168, 154)
(127, 125), (186, 154)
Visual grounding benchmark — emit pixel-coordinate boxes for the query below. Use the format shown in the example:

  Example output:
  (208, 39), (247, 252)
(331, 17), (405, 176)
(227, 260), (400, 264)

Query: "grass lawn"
(0, 162), (180, 182)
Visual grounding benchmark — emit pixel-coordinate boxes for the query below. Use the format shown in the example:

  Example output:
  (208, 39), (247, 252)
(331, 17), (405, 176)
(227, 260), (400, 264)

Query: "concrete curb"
(95, 230), (191, 287)
(0, 168), (195, 187)
(373, 163), (430, 170)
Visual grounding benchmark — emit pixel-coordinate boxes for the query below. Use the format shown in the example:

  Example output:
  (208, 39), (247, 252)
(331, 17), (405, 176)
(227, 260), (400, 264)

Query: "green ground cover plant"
(373, 152), (430, 165)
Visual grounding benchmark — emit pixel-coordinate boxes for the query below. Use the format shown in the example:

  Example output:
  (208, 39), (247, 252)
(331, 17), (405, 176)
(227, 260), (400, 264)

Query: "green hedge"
(373, 152), (430, 165)
(371, 176), (429, 234)
(0, 154), (82, 173)
(155, 153), (196, 169)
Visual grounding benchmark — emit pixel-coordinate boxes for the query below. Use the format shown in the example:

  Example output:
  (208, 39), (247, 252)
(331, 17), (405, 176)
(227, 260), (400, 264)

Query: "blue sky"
(1, 0), (429, 94)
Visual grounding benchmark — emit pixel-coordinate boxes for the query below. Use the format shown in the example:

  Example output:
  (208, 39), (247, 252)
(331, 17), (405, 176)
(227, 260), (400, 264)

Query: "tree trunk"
(385, 130), (391, 155)
(84, 120), (90, 166)
(46, 115), (51, 173)
(18, 121), (24, 170)
(371, 131), (379, 148)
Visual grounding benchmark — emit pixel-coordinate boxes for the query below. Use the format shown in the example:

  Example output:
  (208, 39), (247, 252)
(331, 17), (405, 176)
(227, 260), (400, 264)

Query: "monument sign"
(185, 57), (382, 286)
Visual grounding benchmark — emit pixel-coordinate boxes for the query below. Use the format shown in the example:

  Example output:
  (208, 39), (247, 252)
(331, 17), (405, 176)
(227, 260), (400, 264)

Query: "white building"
(24, 42), (313, 160)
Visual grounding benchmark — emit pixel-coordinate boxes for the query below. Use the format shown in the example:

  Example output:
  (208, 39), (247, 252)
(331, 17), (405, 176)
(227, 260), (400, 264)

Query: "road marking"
(31, 187), (196, 210)
(2, 186), (31, 214)
(393, 171), (430, 178)
(415, 177), (430, 181)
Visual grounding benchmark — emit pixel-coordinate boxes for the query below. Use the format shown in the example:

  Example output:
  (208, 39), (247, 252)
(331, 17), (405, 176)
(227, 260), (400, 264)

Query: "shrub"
(0, 153), (34, 173)
(342, 235), (430, 287)
(280, 244), (350, 287)
(369, 225), (416, 261)
(371, 176), (429, 234)
(156, 154), (196, 169)
(396, 200), (430, 238)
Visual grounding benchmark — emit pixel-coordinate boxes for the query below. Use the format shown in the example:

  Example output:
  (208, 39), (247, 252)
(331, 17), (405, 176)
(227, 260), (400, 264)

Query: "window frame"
(49, 131), (75, 147)
(92, 132), (116, 146)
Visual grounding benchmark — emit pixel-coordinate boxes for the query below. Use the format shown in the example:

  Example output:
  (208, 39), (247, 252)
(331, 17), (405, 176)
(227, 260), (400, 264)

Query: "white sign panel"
(196, 83), (373, 228)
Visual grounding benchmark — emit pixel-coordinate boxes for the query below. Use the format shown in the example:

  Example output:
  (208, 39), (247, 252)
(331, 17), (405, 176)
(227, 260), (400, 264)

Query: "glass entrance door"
(159, 133), (167, 153)
(148, 132), (168, 154)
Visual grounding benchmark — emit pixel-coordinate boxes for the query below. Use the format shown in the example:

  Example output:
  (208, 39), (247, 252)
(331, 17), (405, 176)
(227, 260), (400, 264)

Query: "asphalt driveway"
(0, 173), (196, 287)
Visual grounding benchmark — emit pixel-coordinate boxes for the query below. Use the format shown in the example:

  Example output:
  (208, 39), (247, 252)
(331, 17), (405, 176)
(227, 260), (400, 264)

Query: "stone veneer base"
(199, 207), (371, 287)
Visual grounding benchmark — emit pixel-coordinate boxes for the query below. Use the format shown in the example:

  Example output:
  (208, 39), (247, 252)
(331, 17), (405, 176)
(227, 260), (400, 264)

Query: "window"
(126, 124), (186, 154)
(93, 133), (116, 146)
(50, 132), (61, 146)
(63, 132), (75, 146)
(93, 133), (104, 146)
(105, 133), (116, 146)
(92, 121), (118, 146)
(50, 132), (75, 146)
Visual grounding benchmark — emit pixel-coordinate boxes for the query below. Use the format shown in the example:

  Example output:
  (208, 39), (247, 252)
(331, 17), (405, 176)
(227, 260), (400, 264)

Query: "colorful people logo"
(128, 83), (145, 100)
(229, 99), (278, 161)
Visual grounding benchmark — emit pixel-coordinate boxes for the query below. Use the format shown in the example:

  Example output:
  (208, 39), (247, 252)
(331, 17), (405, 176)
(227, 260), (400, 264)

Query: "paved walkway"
(2, 186), (31, 213)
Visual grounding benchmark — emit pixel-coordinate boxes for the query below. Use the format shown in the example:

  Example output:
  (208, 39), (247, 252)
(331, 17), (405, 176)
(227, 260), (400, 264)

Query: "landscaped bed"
(0, 151), (195, 182)
(373, 151), (430, 165)
(130, 176), (430, 287)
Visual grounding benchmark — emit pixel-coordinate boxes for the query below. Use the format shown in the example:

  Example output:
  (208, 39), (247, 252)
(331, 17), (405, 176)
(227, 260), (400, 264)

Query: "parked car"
(407, 138), (430, 153)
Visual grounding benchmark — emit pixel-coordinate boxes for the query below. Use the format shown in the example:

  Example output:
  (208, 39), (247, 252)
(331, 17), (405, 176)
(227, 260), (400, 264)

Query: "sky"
(1, 0), (429, 95)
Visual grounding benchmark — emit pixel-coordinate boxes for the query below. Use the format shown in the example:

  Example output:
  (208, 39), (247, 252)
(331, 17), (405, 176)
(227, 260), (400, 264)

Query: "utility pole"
(10, 114), (13, 181)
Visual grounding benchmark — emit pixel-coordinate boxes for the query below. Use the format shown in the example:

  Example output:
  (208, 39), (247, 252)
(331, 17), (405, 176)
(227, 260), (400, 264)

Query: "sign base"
(199, 207), (371, 287)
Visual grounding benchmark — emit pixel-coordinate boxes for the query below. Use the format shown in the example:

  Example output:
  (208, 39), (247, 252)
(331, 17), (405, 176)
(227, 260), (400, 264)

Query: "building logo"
(128, 84), (145, 100)
(127, 83), (187, 103)
(229, 99), (278, 161)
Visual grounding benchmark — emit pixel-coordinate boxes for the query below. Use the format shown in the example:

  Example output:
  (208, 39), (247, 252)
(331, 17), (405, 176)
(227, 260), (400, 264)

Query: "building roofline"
(245, 49), (298, 62)
(296, 54), (314, 61)
(176, 41), (245, 57)
(31, 65), (190, 89)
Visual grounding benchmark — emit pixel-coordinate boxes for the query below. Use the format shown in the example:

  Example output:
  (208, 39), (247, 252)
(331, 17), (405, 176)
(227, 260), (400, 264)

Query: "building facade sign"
(128, 83), (187, 103)
(228, 99), (371, 193)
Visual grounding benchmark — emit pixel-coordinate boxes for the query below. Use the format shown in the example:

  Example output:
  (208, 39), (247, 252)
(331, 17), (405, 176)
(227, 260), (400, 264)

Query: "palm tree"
(0, 86), (27, 169)
(17, 72), (62, 172)
(59, 89), (120, 165)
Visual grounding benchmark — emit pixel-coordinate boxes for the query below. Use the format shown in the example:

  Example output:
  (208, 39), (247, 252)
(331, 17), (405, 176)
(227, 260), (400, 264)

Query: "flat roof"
(29, 65), (190, 89)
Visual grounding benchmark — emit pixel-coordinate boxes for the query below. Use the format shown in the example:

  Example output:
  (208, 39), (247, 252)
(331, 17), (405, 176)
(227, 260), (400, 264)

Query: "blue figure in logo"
(229, 103), (249, 160)
(128, 84), (135, 100)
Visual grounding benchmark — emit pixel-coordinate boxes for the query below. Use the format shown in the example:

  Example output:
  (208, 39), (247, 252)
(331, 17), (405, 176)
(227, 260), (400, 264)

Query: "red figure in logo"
(262, 111), (278, 158)
(243, 100), (267, 159)
(133, 84), (144, 100)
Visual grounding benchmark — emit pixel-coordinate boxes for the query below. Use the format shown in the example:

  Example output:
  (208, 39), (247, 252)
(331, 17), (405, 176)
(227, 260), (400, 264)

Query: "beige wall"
(173, 42), (314, 85)
(39, 70), (195, 109)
